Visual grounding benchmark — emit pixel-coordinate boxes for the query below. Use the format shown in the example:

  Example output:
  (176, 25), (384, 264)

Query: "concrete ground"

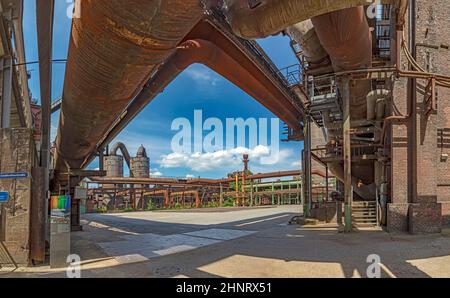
(2, 205), (450, 278)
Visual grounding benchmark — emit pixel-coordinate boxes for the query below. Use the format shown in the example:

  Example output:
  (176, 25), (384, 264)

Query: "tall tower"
(243, 154), (249, 173)
(130, 145), (150, 178)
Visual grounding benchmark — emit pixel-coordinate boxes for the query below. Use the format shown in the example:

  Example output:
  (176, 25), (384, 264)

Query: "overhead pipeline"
(55, 0), (203, 171)
(223, 0), (395, 39)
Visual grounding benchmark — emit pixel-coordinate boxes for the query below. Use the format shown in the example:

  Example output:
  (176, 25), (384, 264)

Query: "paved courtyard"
(2, 205), (450, 278)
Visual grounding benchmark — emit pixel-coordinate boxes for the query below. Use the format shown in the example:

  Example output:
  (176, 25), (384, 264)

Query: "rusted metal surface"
(109, 142), (131, 170)
(312, 7), (372, 73)
(286, 20), (330, 71)
(174, 39), (303, 128)
(312, 7), (372, 120)
(224, 0), (397, 39)
(55, 0), (203, 171)
(30, 167), (46, 263)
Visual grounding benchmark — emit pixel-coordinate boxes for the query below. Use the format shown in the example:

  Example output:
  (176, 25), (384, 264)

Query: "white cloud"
(160, 145), (294, 172)
(186, 174), (196, 179)
(150, 168), (163, 177)
(291, 161), (302, 167)
(185, 65), (222, 87)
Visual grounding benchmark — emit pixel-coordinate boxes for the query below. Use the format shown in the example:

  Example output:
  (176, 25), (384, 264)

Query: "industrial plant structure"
(0, 0), (449, 268)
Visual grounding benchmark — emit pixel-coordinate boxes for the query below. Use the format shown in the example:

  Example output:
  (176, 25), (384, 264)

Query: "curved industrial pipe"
(55, 0), (203, 171)
(224, 0), (395, 39)
(367, 90), (390, 120)
(173, 39), (302, 126)
(109, 142), (132, 170)
(285, 20), (330, 70)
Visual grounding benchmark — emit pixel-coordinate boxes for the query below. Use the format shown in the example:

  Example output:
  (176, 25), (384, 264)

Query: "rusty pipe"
(173, 39), (302, 127)
(224, 0), (396, 39)
(109, 142), (132, 170)
(55, 0), (203, 172)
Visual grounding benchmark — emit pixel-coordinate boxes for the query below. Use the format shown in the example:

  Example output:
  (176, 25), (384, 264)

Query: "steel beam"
(36, 0), (54, 170)
(36, 0), (55, 248)
(0, 56), (12, 128)
(407, 0), (417, 204)
(342, 77), (353, 232)
(302, 116), (312, 217)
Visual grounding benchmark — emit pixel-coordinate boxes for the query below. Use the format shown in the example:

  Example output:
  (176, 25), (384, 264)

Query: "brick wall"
(0, 128), (36, 266)
(388, 0), (450, 233)
(442, 202), (450, 227)
(430, 0), (450, 204)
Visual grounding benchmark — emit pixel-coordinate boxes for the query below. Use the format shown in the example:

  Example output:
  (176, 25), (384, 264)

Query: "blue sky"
(23, 0), (304, 179)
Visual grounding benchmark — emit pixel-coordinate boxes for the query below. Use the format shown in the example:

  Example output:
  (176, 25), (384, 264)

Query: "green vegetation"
(146, 200), (157, 211)
(221, 197), (235, 207)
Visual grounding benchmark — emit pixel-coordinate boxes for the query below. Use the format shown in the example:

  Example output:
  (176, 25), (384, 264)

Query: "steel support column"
(303, 115), (312, 217)
(36, 0), (55, 244)
(342, 77), (353, 232)
(407, 0), (417, 204)
(0, 56), (12, 128)
(326, 164), (329, 201)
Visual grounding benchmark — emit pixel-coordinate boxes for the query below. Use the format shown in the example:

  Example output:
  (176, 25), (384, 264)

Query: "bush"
(221, 198), (235, 207)
(146, 200), (156, 211)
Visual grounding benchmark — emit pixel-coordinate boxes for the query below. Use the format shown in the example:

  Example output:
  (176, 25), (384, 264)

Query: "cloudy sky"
(23, 0), (304, 179)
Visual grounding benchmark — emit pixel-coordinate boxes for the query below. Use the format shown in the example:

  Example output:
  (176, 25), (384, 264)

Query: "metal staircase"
(352, 201), (378, 228)
(307, 75), (342, 127)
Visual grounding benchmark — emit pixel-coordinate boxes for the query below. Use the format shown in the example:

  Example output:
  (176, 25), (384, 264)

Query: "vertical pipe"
(36, 0), (55, 247)
(235, 174), (239, 206)
(250, 180), (254, 206)
(407, 0), (417, 204)
(99, 149), (104, 171)
(288, 182), (291, 205)
(342, 77), (353, 232)
(303, 116), (312, 217)
(326, 165), (329, 201)
(219, 183), (223, 206)
(195, 191), (200, 208)
(272, 182), (275, 205)
(242, 172), (246, 206)
(1, 57), (12, 128)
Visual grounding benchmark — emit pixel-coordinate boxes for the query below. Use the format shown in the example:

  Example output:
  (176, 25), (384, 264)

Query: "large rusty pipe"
(55, 0), (203, 171)
(312, 7), (372, 120)
(285, 20), (330, 69)
(109, 142), (132, 170)
(172, 39), (302, 127)
(224, 0), (395, 39)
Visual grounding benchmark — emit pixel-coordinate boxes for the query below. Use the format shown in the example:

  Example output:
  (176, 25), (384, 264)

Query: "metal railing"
(278, 64), (302, 87)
